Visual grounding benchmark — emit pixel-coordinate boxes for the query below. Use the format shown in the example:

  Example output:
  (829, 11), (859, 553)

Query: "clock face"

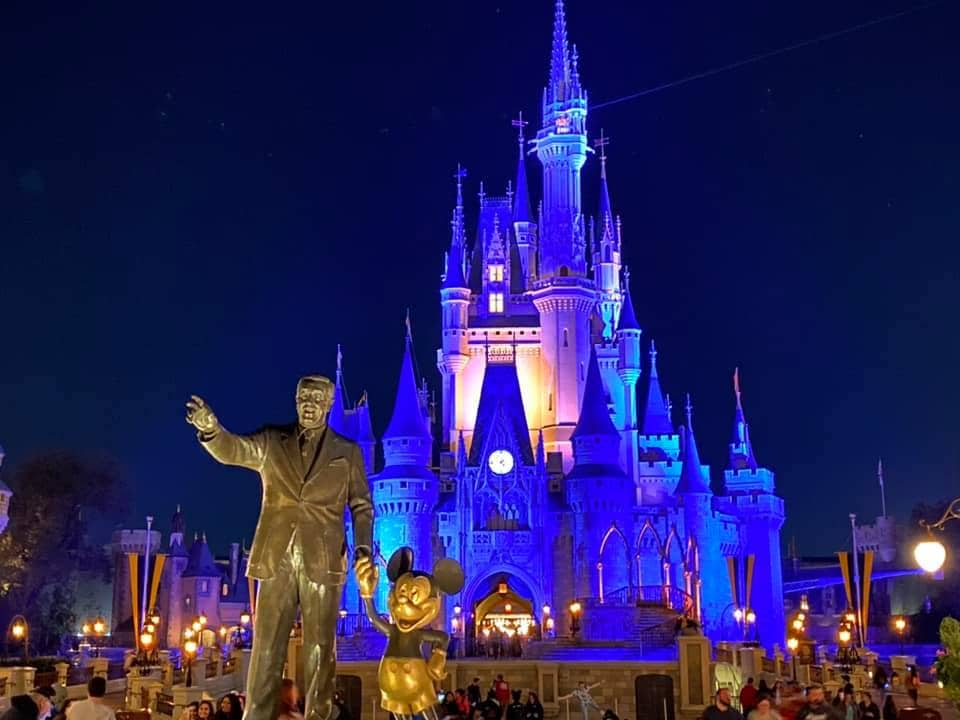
(488, 449), (515, 475)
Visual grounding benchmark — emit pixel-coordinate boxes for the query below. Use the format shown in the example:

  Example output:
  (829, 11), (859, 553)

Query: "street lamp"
(183, 631), (199, 687)
(568, 601), (583, 639)
(7, 616), (28, 662)
(914, 498), (960, 573)
(894, 616), (907, 654)
(787, 637), (800, 681)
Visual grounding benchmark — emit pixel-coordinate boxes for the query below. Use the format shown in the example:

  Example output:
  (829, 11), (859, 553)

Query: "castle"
(110, 1), (787, 653)
(348, 0), (786, 649)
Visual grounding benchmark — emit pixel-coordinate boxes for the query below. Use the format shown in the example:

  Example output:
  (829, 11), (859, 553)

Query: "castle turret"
(355, 393), (376, 474)
(372, 332), (439, 607)
(160, 505), (189, 647)
(439, 166), (472, 450)
(616, 268), (641, 487)
(512, 116), (538, 283)
(592, 135), (622, 340)
(635, 341), (681, 503)
(180, 532), (222, 632)
(721, 371), (785, 646)
(328, 345), (349, 438)
(675, 397), (729, 635)
(529, 0), (593, 469)
(567, 349), (632, 600)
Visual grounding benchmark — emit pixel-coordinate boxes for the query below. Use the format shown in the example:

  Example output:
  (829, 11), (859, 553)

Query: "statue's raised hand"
(185, 395), (219, 434)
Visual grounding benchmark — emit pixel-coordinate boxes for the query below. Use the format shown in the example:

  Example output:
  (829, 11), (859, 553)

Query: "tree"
(936, 617), (960, 709)
(0, 451), (127, 652)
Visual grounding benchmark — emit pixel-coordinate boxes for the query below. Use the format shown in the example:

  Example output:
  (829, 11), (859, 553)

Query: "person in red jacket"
(740, 679), (759, 716)
(493, 675), (511, 716)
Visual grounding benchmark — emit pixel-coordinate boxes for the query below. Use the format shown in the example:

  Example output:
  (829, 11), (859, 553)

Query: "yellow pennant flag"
(148, 554), (167, 619)
(726, 556), (740, 608)
(127, 552), (140, 649)
(745, 554), (756, 613)
(837, 551), (853, 609)
(861, 551), (874, 643)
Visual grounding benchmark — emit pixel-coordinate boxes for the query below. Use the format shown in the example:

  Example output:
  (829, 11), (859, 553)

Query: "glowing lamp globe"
(240, 611), (251, 626)
(140, 632), (154, 648)
(184, 639), (198, 656)
(198, 614), (208, 626)
(11, 623), (25, 640)
(338, 609), (347, 618)
(81, 623), (91, 635)
(792, 619), (803, 631)
(914, 539), (946, 573)
(838, 628), (851, 644)
(746, 611), (757, 624)
(733, 608), (744, 622)
(787, 637), (799, 651)
(453, 605), (462, 615)
(93, 619), (106, 635)
(569, 601), (582, 615)
(542, 604), (551, 615)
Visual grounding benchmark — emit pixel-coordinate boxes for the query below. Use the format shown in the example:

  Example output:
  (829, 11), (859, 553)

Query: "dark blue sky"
(2, 1), (957, 555)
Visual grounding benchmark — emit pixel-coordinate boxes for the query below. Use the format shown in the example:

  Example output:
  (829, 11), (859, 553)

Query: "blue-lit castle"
(335, 0), (786, 651)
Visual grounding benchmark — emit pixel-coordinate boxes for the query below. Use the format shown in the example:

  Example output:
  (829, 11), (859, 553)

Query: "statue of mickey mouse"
(355, 546), (465, 720)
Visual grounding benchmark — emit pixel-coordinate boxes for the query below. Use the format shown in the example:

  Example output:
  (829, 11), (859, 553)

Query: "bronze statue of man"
(185, 376), (372, 720)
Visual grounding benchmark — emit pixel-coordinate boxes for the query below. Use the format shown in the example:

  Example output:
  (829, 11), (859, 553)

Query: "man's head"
(807, 685), (824, 706)
(747, 678), (755, 685)
(512, 691), (522, 702)
(716, 688), (732, 708)
(497, 674), (503, 681)
(296, 375), (334, 429)
(87, 676), (107, 699)
(473, 677), (480, 684)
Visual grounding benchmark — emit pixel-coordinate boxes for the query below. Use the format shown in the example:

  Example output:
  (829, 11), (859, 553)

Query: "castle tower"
(616, 268), (641, 486)
(722, 371), (785, 647)
(355, 394), (376, 474)
(530, 0), (593, 469)
(180, 533), (223, 634)
(110, 526), (161, 637)
(636, 341), (681, 503)
(0, 445), (11, 535)
(438, 167), (472, 450)
(372, 331), (439, 607)
(676, 396), (728, 636)
(567, 349), (632, 602)
(328, 344), (349, 438)
(592, 135), (622, 340)
(161, 505), (190, 647)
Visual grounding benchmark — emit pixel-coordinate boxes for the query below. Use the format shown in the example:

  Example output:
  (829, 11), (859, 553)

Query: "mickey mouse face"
(387, 573), (441, 633)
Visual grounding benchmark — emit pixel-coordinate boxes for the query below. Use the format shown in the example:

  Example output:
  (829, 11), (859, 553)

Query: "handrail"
(590, 585), (695, 615)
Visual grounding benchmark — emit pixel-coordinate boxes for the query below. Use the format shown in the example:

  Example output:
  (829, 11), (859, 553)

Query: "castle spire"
(728, 367), (758, 470)
(641, 339), (673, 435)
(595, 128), (613, 226)
(676, 394), (711, 494)
(572, 347), (619, 440)
(442, 164), (468, 289)
(512, 112), (532, 223)
(616, 266), (640, 332)
(328, 344), (349, 436)
(383, 333), (431, 441)
(548, 0), (571, 103)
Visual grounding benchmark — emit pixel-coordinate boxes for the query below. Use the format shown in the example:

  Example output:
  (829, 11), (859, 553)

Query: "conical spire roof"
(572, 348), (619, 439)
(182, 533), (221, 578)
(676, 396), (712, 495)
(383, 337), (431, 440)
(548, 0), (571, 103)
(513, 135), (532, 223)
(357, 392), (376, 443)
(641, 340), (673, 435)
(617, 268), (641, 332)
(442, 166), (468, 289)
(728, 368), (758, 470)
(170, 503), (185, 535)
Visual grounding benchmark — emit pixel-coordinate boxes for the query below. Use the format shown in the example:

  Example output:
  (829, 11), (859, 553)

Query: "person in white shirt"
(65, 678), (115, 720)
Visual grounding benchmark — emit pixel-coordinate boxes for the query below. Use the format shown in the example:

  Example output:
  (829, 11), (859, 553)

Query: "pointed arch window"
(488, 293), (504, 313)
(563, 328), (569, 347)
(488, 265), (504, 282)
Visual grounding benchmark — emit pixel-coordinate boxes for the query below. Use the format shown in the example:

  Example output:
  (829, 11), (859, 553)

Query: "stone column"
(9, 667), (36, 696)
(90, 657), (110, 679)
(172, 686), (203, 718)
(678, 635), (712, 712)
(55, 662), (70, 688)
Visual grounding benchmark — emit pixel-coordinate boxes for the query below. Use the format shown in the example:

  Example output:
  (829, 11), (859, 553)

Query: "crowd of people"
(704, 678), (912, 720)
(0, 677), (115, 720)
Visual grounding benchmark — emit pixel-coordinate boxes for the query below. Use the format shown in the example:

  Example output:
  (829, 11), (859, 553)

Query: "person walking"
(747, 696), (781, 720)
(524, 693), (544, 720)
(703, 688), (744, 720)
(65, 678), (115, 720)
(858, 693), (879, 720)
(493, 675), (511, 713)
(468, 678), (483, 711)
(796, 685), (842, 720)
(906, 668), (920, 707)
(740, 679), (759, 716)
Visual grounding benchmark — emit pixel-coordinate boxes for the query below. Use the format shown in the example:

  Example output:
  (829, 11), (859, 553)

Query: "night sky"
(2, 1), (958, 557)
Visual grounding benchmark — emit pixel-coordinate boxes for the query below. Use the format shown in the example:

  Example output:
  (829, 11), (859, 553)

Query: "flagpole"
(878, 458), (887, 518)
(849, 513), (864, 648)
(141, 516), (154, 629)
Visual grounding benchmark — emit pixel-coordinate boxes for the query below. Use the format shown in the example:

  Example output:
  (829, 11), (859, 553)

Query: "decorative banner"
(726, 556), (740, 608)
(837, 551), (854, 610)
(127, 552), (140, 649)
(148, 554), (167, 619)
(861, 550), (874, 643)
(744, 554), (756, 613)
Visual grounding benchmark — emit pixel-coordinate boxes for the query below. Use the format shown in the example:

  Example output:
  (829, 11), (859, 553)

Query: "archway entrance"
(470, 575), (539, 657)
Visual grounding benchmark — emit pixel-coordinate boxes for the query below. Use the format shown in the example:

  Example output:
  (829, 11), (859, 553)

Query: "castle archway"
(462, 566), (544, 654)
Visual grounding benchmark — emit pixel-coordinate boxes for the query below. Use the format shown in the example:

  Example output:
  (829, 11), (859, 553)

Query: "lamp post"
(7, 615), (28, 662)
(914, 498), (960, 573)
(836, 613), (859, 672)
(541, 604), (551, 640)
(894, 616), (907, 655)
(787, 636), (799, 681)
(182, 632), (198, 688)
(238, 608), (252, 649)
(568, 601), (582, 640)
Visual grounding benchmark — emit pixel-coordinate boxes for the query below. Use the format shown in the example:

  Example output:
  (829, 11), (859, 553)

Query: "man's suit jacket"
(200, 422), (373, 584)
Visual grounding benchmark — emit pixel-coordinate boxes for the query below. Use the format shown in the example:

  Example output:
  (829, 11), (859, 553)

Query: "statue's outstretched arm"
(186, 395), (266, 470)
(362, 597), (392, 636)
